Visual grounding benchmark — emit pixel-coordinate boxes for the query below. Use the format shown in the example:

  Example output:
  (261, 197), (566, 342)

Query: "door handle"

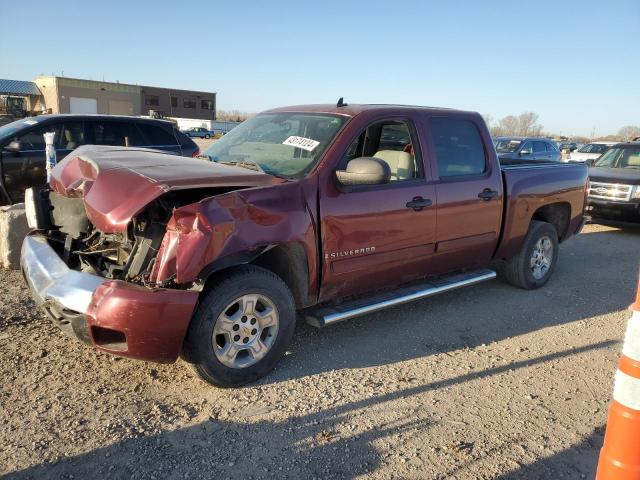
(478, 189), (498, 201)
(406, 197), (433, 211)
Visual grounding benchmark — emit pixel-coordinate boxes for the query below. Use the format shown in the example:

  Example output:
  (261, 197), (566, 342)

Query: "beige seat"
(64, 129), (83, 150)
(627, 154), (640, 167)
(373, 150), (414, 180)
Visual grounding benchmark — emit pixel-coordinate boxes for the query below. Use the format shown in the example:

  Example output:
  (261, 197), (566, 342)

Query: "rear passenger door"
(2, 123), (61, 201)
(424, 115), (503, 274)
(533, 141), (549, 161)
(85, 121), (129, 147)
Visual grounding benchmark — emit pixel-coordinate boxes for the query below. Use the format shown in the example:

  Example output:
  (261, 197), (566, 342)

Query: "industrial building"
(0, 79), (46, 119)
(0, 76), (216, 124)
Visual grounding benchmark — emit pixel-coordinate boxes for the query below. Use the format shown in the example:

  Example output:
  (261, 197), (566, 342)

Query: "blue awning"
(0, 79), (42, 96)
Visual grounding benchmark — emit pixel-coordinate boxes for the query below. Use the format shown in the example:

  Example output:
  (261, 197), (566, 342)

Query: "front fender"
(150, 182), (318, 289)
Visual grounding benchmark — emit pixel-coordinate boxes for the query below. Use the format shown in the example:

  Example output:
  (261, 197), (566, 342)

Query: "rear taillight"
(192, 148), (201, 158)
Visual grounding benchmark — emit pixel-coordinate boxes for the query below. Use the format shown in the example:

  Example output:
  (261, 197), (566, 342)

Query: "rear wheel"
(500, 220), (559, 290)
(205, 134), (211, 139)
(183, 266), (296, 387)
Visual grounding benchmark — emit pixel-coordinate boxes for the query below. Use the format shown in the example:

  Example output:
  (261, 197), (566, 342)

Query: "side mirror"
(519, 149), (531, 156)
(335, 157), (391, 186)
(3, 140), (21, 152)
(585, 159), (595, 167)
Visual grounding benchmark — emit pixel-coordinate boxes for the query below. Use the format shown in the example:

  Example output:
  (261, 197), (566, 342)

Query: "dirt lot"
(1, 223), (638, 479)
(193, 137), (216, 153)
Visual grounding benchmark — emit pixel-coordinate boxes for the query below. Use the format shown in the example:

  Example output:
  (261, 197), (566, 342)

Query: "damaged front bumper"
(21, 234), (199, 363)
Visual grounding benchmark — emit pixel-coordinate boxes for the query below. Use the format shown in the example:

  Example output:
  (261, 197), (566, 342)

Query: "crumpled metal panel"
(150, 180), (319, 294)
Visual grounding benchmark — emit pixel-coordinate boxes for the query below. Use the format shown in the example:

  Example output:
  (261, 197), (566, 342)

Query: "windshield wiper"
(217, 159), (265, 173)
(205, 156), (290, 180)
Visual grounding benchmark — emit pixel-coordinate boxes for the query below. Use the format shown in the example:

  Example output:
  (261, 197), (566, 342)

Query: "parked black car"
(0, 114), (199, 204)
(587, 141), (640, 223)
(493, 137), (562, 162)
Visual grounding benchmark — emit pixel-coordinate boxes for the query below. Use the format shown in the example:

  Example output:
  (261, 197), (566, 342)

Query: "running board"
(305, 269), (496, 328)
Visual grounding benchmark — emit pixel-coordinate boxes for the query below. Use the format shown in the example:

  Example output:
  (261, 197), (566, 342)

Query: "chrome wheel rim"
(530, 236), (554, 280)
(212, 294), (279, 369)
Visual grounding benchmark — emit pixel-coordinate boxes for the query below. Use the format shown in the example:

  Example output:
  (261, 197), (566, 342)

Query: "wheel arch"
(198, 242), (311, 309)
(531, 202), (571, 241)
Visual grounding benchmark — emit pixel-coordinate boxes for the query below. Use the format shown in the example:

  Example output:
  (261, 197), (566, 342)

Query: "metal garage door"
(69, 97), (98, 114)
(108, 100), (133, 115)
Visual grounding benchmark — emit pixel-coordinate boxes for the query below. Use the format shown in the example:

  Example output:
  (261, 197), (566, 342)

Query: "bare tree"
(617, 126), (640, 141)
(498, 115), (519, 136)
(517, 112), (543, 137)
(216, 110), (254, 122)
(489, 112), (544, 136)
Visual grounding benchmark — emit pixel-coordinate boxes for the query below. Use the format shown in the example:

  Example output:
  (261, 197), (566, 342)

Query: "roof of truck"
(266, 103), (476, 117)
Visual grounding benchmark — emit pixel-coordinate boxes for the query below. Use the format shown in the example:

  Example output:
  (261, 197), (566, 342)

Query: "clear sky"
(1, 0), (638, 136)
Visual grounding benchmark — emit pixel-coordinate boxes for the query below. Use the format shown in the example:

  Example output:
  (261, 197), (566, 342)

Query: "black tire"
(183, 265), (295, 387)
(205, 134), (211, 139)
(499, 220), (559, 290)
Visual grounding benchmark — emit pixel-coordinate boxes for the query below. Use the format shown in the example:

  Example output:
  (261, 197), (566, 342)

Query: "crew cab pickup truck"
(21, 103), (588, 387)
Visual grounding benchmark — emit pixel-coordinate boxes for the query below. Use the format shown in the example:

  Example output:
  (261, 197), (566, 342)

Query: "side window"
(533, 141), (546, 153)
(137, 124), (177, 146)
(125, 124), (148, 147)
(17, 125), (60, 150)
(57, 122), (85, 150)
(520, 141), (533, 154)
(546, 141), (558, 152)
(88, 122), (128, 146)
(430, 118), (486, 177)
(341, 120), (423, 182)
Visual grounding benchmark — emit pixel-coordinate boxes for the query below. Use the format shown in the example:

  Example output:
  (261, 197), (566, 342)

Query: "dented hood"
(50, 145), (284, 232)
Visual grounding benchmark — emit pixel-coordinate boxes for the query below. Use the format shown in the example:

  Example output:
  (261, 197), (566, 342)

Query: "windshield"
(594, 146), (640, 169)
(0, 117), (41, 142)
(494, 138), (522, 153)
(203, 113), (347, 178)
(577, 143), (610, 154)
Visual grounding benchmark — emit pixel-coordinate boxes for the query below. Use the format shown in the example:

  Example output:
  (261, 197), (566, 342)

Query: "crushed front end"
(21, 188), (199, 363)
(20, 146), (291, 363)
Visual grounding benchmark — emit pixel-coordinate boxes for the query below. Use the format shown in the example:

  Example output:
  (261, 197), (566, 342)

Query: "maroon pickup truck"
(21, 103), (588, 387)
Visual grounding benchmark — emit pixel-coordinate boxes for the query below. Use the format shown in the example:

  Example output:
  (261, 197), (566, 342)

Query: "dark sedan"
(493, 137), (562, 162)
(0, 114), (199, 204)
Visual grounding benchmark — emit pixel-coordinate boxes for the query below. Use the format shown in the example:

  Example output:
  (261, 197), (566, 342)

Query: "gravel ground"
(1, 223), (638, 479)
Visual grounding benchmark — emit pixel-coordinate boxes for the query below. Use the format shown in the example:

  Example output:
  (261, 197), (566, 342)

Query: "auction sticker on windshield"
(282, 136), (320, 152)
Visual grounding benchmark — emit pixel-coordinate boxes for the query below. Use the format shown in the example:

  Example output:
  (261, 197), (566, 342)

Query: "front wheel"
(183, 266), (296, 387)
(499, 220), (559, 290)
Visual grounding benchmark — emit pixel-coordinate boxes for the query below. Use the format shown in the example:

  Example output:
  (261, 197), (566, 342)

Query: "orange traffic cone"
(596, 273), (640, 480)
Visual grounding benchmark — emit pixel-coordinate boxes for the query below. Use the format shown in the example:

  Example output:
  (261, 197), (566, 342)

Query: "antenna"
(336, 97), (348, 107)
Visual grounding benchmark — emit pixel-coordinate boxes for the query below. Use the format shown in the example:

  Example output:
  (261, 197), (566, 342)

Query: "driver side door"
(1, 122), (61, 202)
(318, 115), (437, 301)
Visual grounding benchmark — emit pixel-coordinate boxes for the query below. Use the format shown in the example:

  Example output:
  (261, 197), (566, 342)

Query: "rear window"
(137, 123), (177, 146)
(174, 127), (197, 148)
(578, 143), (610, 154)
(430, 118), (486, 177)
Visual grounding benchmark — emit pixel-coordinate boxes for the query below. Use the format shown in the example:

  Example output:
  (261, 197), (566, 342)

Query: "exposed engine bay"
(38, 187), (236, 288)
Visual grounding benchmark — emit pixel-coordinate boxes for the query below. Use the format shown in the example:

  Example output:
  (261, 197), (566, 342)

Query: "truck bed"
(495, 161), (588, 260)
